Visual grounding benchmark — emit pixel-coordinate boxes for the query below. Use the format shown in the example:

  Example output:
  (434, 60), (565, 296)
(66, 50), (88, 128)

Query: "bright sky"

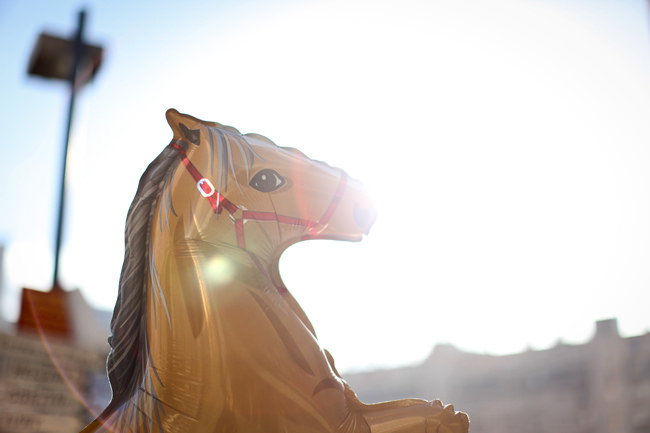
(1, 0), (649, 372)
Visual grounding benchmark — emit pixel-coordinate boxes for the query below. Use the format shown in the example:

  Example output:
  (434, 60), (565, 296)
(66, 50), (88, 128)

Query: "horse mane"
(101, 118), (263, 423)
(100, 142), (184, 420)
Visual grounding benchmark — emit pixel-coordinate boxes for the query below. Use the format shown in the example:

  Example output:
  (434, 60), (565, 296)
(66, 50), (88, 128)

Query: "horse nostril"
(354, 203), (376, 232)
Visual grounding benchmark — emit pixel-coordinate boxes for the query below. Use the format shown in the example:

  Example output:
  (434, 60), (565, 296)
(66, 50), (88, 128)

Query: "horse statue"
(81, 109), (469, 433)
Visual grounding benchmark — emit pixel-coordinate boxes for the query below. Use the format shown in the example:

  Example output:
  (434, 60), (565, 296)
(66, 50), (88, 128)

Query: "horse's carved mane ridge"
(103, 112), (267, 422)
(243, 132), (276, 145)
(101, 143), (181, 421)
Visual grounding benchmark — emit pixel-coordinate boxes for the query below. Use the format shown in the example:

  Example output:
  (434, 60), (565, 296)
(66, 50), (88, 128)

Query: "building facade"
(0, 287), (111, 433)
(344, 319), (650, 433)
(0, 331), (108, 433)
(1, 315), (648, 432)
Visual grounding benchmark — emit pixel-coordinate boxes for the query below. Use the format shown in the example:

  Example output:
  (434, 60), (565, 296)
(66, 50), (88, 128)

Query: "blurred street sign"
(27, 32), (103, 85)
(17, 287), (71, 339)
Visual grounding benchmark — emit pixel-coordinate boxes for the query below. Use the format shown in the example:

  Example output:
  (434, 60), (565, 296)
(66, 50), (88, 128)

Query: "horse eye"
(249, 169), (286, 192)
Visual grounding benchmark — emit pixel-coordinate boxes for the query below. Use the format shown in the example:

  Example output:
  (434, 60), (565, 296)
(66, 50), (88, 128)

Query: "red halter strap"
(170, 141), (239, 214)
(169, 140), (347, 249)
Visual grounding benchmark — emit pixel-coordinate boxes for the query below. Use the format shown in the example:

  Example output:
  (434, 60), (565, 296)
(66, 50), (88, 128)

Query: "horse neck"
(139, 235), (266, 423)
(144, 206), (318, 402)
(147, 233), (266, 342)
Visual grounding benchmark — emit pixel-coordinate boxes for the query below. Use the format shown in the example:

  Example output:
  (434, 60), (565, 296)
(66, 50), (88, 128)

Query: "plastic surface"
(81, 109), (469, 432)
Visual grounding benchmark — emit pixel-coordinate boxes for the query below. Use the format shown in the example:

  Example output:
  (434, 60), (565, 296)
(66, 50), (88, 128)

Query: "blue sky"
(1, 0), (650, 372)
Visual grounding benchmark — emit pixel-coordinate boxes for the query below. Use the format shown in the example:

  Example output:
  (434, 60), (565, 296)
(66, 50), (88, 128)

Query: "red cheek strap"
(169, 140), (348, 248)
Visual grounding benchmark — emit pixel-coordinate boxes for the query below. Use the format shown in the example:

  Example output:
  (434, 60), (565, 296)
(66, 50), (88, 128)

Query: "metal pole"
(52, 10), (85, 289)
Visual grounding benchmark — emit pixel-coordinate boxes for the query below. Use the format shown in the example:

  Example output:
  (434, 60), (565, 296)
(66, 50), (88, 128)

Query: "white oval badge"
(197, 178), (215, 197)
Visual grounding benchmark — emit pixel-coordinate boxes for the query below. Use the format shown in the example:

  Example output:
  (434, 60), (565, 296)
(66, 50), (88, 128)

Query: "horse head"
(166, 108), (375, 247)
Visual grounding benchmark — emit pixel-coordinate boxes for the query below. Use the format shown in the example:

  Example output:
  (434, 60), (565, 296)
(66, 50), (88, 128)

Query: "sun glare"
(2, 0), (648, 371)
(5, 241), (53, 289)
(3, 241), (53, 321)
(204, 255), (235, 287)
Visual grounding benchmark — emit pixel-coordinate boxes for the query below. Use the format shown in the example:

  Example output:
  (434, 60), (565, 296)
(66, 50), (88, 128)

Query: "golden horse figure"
(81, 109), (469, 433)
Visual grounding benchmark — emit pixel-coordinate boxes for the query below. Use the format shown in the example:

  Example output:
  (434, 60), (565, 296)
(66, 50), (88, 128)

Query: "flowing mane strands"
(201, 125), (262, 196)
(102, 122), (262, 427)
(101, 143), (182, 423)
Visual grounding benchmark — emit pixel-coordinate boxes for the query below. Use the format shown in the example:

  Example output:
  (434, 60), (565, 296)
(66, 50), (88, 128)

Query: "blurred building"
(0, 331), (109, 433)
(344, 318), (650, 433)
(0, 291), (111, 433)
(2, 308), (648, 432)
(0, 245), (7, 331)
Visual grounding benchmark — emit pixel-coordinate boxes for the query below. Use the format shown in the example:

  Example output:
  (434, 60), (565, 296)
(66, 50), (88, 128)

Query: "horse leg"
(340, 384), (468, 433)
(322, 351), (468, 433)
(360, 399), (468, 433)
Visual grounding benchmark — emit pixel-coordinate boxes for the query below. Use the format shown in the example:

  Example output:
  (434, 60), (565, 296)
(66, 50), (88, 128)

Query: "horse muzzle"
(312, 174), (377, 241)
(353, 202), (377, 235)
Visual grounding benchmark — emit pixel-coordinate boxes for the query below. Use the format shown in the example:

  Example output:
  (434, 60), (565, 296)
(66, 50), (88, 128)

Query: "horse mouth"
(354, 203), (377, 234)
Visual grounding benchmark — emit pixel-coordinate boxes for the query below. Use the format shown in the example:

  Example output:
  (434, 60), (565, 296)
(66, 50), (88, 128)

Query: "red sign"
(17, 287), (72, 339)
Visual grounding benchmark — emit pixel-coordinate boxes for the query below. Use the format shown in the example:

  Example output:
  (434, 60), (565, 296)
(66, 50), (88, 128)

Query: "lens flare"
(203, 255), (234, 287)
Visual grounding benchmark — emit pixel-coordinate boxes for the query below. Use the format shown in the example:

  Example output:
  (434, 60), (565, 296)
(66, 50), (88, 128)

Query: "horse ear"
(166, 108), (203, 145)
(179, 123), (201, 146)
(166, 109), (243, 143)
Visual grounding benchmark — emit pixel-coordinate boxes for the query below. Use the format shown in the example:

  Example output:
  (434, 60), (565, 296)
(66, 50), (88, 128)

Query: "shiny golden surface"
(82, 110), (469, 432)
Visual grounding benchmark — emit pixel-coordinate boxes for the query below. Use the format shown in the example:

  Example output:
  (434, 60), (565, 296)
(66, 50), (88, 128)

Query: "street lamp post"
(53, 10), (86, 289)
(27, 9), (103, 289)
(18, 9), (103, 338)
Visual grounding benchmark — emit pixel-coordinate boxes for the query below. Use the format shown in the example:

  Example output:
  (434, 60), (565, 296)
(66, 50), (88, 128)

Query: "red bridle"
(169, 141), (348, 250)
